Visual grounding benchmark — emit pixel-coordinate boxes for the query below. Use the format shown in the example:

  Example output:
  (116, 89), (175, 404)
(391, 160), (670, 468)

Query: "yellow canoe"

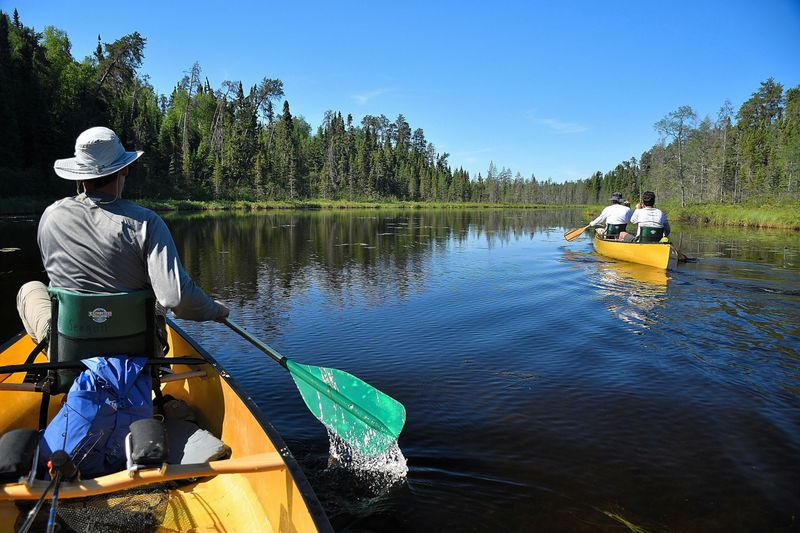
(594, 234), (678, 270)
(0, 320), (332, 532)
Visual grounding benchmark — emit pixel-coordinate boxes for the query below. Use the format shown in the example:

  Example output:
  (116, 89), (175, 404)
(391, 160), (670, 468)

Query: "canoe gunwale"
(165, 318), (333, 532)
(0, 332), (25, 360)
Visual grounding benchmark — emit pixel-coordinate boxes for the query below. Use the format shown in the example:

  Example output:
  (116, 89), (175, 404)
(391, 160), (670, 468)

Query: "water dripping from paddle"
(325, 429), (408, 496)
(307, 434), (409, 525)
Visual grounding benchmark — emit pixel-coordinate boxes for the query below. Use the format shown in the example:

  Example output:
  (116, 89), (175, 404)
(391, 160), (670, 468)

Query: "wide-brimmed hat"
(53, 127), (143, 181)
(610, 192), (624, 202)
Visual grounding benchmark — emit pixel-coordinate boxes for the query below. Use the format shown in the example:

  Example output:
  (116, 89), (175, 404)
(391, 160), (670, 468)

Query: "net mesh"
(56, 485), (171, 533)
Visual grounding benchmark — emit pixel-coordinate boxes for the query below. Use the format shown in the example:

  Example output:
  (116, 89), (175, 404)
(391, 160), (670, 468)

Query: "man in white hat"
(589, 192), (633, 239)
(17, 127), (229, 348)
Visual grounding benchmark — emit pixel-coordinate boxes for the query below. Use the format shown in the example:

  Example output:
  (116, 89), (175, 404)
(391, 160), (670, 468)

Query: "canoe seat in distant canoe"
(639, 226), (665, 243)
(604, 223), (628, 238)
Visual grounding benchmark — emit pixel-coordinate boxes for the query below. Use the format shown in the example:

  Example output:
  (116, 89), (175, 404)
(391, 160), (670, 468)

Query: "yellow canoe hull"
(594, 235), (678, 270)
(0, 322), (331, 532)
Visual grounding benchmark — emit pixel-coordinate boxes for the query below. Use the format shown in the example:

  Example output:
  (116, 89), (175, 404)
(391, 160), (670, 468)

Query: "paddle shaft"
(670, 244), (689, 262)
(223, 319), (288, 369)
(564, 224), (592, 242)
(222, 317), (402, 446)
(1, 452), (284, 501)
(223, 318), (385, 428)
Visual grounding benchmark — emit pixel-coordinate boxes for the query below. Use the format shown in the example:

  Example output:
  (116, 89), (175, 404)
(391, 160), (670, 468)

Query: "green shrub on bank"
(667, 203), (800, 229)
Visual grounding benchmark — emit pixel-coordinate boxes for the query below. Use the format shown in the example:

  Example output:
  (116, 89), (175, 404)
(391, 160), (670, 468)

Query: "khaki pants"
(17, 281), (51, 345)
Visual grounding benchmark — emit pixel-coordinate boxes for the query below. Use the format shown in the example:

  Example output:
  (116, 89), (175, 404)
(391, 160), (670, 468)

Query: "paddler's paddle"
(223, 318), (405, 457)
(564, 224), (591, 241)
(670, 244), (690, 263)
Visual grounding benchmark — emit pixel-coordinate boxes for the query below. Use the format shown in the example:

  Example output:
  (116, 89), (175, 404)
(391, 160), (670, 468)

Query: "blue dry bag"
(40, 356), (153, 478)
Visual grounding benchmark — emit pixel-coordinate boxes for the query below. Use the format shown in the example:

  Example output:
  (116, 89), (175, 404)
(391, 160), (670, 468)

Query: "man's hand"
(213, 300), (230, 322)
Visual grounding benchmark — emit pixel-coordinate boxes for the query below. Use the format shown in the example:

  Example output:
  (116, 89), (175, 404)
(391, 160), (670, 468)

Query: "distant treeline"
(1, 8), (798, 206)
(575, 78), (800, 207)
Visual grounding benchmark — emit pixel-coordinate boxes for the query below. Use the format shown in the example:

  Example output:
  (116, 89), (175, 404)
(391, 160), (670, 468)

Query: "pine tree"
(94, 34), (103, 62)
(740, 78), (785, 197)
(277, 100), (299, 199)
(780, 87), (800, 193)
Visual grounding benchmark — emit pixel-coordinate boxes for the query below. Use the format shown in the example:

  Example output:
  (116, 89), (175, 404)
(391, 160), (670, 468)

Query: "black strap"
(24, 332), (49, 365)
(0, 357), (207, 374)
(145, 298), (155, 358)
(38, 391), (50, 430)
(148, 300), (166, 406)
(152, 372), (164, 405)
(157, 317), (170, 356)
(31, 311), (54, 431)
(49, 296), (59, 362)
(22, 331), (50, 384)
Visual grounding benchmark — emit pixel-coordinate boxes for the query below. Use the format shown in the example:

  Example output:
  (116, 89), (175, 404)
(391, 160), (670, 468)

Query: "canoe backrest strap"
(47, 288), (158, 394)
(639, 226), (665, 243)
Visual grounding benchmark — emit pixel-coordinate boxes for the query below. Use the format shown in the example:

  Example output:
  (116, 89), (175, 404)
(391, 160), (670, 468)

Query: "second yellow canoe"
(594, 234), (678, 270)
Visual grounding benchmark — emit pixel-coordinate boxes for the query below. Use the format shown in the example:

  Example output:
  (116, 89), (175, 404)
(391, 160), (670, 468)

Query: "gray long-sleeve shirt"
(38, 193), (223, 321)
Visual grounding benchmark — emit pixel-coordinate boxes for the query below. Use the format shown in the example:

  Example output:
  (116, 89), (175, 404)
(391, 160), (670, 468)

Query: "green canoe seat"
(47, 288), (158, 394)
(605, 223), (628, 238)
(639, 226), (665, 243)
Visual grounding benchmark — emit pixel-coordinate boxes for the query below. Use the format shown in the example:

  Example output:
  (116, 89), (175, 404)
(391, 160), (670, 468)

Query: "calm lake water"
(1, 208), (799, 532)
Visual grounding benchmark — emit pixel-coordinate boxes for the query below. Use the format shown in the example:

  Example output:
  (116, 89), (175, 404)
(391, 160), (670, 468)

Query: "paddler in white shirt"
(621, 190), (671, 243)
(589, 192), (632, 239)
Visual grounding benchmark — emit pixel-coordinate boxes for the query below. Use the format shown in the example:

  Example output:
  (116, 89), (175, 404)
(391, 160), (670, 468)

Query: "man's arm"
(590, 206), (609, 227)
(144, 216), (228, 321)
(662, 213), (671, 236)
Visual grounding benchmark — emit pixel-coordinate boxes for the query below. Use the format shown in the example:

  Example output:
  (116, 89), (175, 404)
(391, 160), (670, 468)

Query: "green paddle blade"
(286, 359), (406, 457)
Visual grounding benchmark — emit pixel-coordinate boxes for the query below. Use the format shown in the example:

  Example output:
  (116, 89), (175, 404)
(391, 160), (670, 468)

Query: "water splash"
(326, 429), (408, 495)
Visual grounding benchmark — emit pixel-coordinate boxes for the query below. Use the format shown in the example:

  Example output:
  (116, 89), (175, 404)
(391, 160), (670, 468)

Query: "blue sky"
(7, 0), (800, 182)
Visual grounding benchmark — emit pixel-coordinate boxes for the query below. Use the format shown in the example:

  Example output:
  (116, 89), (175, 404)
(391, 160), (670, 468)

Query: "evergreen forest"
(1, 9), (798, 206)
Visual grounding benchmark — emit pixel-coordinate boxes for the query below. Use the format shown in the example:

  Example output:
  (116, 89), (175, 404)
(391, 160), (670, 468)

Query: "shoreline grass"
(666, 203), (800, 230)
(134, 198), (575, 211)
(0, 196), (578, 215)
(2, 196), (797, 229)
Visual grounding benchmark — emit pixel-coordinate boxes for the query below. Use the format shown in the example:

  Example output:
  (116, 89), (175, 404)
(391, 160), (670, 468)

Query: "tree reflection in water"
(163, 209), (582, 329)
